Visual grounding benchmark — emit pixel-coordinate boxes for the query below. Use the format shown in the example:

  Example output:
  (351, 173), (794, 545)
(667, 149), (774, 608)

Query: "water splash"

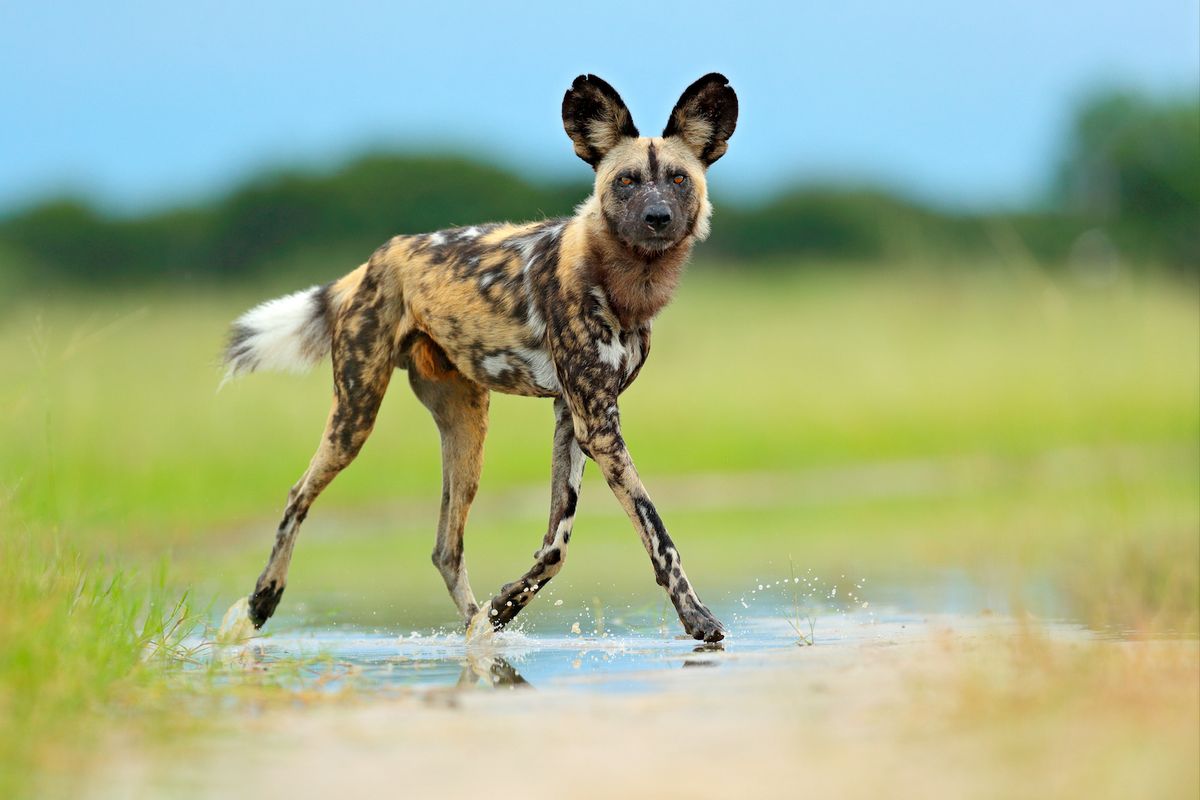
(731, 566), (875, 645)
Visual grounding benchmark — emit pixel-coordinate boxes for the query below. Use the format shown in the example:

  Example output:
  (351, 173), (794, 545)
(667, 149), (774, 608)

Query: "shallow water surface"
(198, 604), (1093, 695)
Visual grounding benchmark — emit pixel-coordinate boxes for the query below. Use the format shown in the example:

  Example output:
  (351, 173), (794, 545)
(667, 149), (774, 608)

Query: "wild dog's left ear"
(563, 74), (640, 168)
(663, 73), (738, 166)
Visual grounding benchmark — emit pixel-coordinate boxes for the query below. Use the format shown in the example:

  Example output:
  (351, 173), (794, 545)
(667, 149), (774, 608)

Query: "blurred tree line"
(0, 89), (1195, 290)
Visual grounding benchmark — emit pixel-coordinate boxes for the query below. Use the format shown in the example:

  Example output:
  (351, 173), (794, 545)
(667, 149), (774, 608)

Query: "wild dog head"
(563, 73), (738, 255)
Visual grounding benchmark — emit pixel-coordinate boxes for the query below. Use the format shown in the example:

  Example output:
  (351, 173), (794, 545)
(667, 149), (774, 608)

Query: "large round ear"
(562, 74), (640, 168)
(662, 73), (738, 166)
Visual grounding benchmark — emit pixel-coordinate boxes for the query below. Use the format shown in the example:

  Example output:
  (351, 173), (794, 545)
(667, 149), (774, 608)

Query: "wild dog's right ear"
(663, 73), (738, 166)
(562, 74), (640, 168)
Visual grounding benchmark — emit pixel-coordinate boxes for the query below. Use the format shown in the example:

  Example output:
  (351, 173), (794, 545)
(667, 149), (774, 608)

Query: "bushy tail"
(221, 283), (335, 383)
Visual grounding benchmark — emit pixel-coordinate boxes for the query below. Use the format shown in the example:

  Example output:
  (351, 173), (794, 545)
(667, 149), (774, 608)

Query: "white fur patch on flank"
(515, 346), (560, 391)
(481, 353), (512, 377)
(222, 285), (330, 384)
(428, 232), (446, 246)
(481, 348), (560, 392)
(525, 302), (546, 340)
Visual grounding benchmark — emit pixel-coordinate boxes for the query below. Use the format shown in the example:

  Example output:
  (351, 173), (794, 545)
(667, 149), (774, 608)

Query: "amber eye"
(619, 176), (634, 186)
(673, 174), (686, 185)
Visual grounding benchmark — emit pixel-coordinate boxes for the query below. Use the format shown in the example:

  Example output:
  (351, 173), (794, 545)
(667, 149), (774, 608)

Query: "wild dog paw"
(217, 597), (256, 644)
(680, 604), (725, 643)
(247, 582), (284, 628)
(465, 603), (499, 644)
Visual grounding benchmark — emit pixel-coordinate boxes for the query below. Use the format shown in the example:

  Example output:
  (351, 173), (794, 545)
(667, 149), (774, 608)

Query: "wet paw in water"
(681, 605), (725, 642)
(465, 603), (498, 644)
(217, 597), (257, 644)
(248, 582), (285, 628)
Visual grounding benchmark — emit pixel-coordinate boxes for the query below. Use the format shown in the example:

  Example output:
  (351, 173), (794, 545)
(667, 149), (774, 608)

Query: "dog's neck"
(571, 196), (694, 330)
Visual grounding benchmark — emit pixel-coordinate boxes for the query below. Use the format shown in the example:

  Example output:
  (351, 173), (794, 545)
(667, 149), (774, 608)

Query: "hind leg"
(409, 365), (489, 623)
(247, 274), (397, 628)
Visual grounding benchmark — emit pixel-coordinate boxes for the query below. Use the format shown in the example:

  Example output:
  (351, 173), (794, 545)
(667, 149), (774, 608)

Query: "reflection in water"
(682, 642), (724, 668)
(458, 653), (531, 690)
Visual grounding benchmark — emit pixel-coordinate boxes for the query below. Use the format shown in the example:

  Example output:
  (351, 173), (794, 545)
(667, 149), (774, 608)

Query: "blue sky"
(2, 0), (1196, 213)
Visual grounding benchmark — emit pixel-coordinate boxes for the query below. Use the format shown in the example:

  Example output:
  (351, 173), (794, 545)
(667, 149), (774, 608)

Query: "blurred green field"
(4, 264), (1195, 510)
(3, 260), (1197, 623)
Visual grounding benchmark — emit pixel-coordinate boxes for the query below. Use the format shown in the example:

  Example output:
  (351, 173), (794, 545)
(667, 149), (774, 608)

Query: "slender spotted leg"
(479, 398), (585, 628)
(576, 408), (725, 643)
(408, 367), (490, 624)
(531, 287), (724, 641)
(550, 331), (724, 642)
(247, 267), (396, 628)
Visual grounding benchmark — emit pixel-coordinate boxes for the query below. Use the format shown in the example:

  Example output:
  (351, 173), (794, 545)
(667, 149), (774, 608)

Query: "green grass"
(0, 535), (198, 798)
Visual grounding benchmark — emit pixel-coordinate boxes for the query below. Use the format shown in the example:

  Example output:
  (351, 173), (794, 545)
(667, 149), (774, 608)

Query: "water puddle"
(189, 603), (1094, 695)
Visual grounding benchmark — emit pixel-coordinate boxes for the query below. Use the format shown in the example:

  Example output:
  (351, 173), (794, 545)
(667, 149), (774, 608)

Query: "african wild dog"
(222, 73), (738, 642)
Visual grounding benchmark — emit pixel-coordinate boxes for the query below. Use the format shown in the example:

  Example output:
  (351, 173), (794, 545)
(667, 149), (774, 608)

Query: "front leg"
(478, 398), (585, 630)
(576, 407), (725, 643)
(542, 289), (724, 642)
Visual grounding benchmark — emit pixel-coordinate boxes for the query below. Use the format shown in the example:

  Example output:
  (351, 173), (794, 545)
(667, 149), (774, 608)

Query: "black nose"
(644, 205), (672, 231)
